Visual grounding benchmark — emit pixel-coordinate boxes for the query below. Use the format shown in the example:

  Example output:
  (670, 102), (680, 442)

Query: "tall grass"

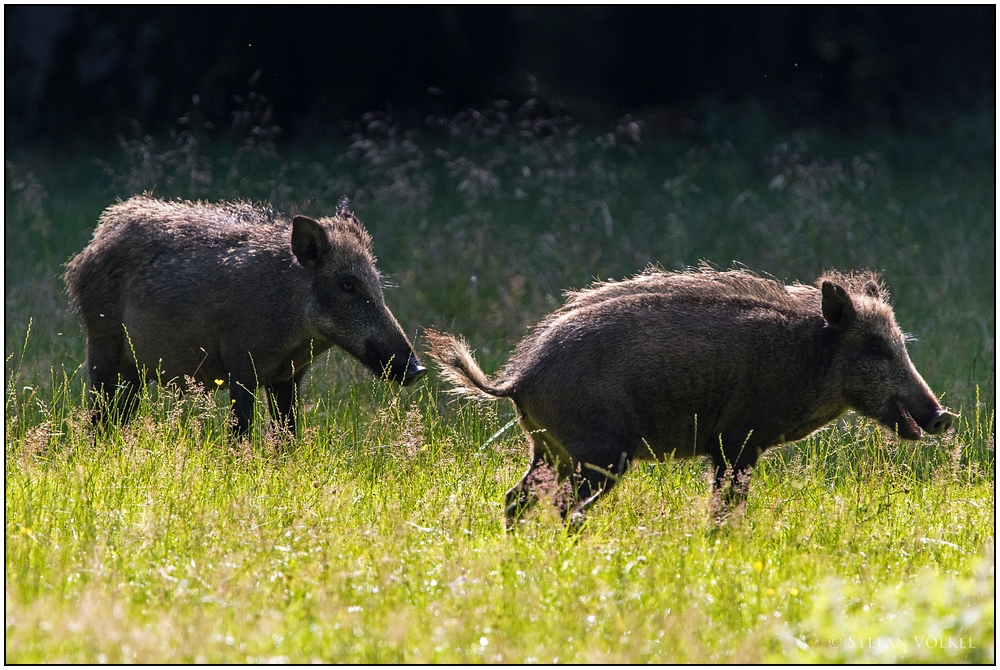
(5, 95), (994, 662)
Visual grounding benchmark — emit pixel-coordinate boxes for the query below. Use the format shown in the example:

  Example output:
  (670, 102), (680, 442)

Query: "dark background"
(5, 5), (995, 148)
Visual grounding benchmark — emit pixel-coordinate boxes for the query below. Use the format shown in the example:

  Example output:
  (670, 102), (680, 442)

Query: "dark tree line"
(6, 5), (994, 148)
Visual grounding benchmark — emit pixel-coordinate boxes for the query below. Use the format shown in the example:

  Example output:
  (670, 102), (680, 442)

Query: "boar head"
(292, 209), (425, 386)
(821, 274), (955, 439)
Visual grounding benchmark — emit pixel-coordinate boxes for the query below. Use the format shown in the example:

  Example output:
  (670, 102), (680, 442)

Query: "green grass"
(5, 101), (995, 662)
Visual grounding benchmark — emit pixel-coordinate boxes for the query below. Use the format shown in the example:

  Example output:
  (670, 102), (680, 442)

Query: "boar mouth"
(881, 399), (923, 440)
(359, 344), (426, 386)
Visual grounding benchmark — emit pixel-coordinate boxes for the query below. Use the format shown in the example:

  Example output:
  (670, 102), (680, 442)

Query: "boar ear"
(821, 281), (856, 331)
(291, 215), (331, 269)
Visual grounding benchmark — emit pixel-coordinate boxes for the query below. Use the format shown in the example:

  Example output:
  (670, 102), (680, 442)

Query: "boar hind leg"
(504, 422), (576, 530)
(265, 375), (304, 434)
(504, 429), (634, 530)
(564, 447), (633, 527)
(504, 452), (560, 531)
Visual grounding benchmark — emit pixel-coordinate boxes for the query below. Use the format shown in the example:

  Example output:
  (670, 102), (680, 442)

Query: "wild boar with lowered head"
(426, 266), (955, 528)
(64, 195), (425, 437)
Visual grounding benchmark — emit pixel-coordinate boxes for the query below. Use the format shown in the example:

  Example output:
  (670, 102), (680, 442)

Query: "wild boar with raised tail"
(426, 266), (954, 528)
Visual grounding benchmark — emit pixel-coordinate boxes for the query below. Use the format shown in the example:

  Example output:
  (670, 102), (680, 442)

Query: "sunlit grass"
(5, 378), (993, 662)
(5, 101), (994, 662)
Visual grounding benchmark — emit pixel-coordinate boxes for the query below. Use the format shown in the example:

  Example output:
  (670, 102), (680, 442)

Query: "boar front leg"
(265, 374), (304, 435)
(86, 329), (142, 428)
(228, 377), (258, 438)
(708, 433), (764, 524)
(710, 461), (756, 525)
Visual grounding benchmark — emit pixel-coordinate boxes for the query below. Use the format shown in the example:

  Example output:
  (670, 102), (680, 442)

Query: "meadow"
(5, 96), (995, 662)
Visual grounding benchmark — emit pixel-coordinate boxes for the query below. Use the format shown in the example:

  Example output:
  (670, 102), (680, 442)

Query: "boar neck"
(763, 315), (850, 445)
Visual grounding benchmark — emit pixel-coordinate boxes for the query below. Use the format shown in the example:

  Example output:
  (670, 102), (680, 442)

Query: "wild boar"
(64, 195), (426, 437)
(426, 266), (955, 528)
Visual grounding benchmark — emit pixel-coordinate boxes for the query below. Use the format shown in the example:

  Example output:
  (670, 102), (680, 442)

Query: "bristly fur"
(325, 199), (373, 254)
(65, 195), (375, 315)
(502, 264), (815, 380)
(557, 263), (802, 314)
(427, 264), (895, 400)
(817, 268), (888, 301)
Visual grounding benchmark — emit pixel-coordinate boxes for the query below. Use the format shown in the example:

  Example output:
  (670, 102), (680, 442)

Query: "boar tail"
(424, 330), (512, 400)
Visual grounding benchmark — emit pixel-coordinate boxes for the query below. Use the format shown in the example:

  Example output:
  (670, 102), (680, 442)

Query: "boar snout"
(361, 340), (426, 386)
(402, 358), (428, 386)
(926, 409), (956, 435)
(888, 397), (956, 440)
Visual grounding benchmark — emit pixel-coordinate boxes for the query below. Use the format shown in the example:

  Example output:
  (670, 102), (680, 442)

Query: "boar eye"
(340, 280), (355, 293)
(864, 338), (893, 359)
